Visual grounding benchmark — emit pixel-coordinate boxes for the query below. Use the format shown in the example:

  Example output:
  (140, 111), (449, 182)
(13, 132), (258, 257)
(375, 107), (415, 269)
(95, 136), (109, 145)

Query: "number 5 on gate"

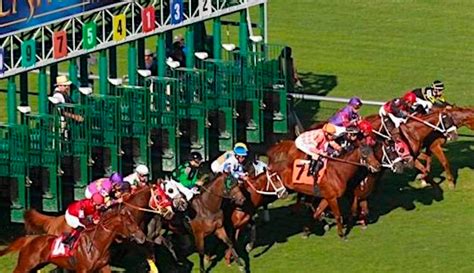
(113, 14), (126, 41)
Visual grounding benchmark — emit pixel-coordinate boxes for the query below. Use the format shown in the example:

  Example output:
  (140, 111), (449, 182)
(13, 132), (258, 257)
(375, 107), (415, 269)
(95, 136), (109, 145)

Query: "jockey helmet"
(91, 193), (105, 205)
(432, 80), (444, 91)
(322, 123), (337, 135)
(234, 142), (248, 151)
(135, 164), (149, 176)
(234, 145), (248, 157)
(403, 92), (417, 104)
(358, 120), (373, 134)
(110, 172), (123, 186)
(348, 97), (363, 108)
(189, 151), (203, 162)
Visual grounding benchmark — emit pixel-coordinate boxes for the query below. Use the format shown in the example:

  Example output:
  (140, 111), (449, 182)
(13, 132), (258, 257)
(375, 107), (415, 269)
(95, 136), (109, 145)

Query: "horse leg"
(224, 227), (238, 266)
(350, 195), (359, 227)
(430, 141), (455, 188)
(326, 198), (345, 239)
(194, 232), (206, 273)
(98, 265), (112, 273)
(215, 227), (243, 269)
(359, 199), (369, 228)
(246, 220), (257, 253)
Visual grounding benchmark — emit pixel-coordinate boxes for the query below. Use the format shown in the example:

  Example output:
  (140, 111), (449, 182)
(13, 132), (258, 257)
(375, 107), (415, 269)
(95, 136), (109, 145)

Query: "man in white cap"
(144, 49), (158, 76)
(125, 164), (150, 191)
(50, 75), (83, 122)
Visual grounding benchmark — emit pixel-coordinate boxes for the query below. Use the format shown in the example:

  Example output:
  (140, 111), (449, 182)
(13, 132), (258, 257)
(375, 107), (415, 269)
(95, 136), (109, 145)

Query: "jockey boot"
(308, 159), (324, 178)
(63, 226), (84, 249)
(307, 159), (317, 176)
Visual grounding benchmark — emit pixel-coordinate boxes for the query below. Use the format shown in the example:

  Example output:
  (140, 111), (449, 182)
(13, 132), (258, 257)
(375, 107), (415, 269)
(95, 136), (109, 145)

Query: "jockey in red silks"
(328, 97), (363, 137)
(295, 123), (342, 177)
(358, 119), (376, 146)
(379, 92), (417, 142)
(63, 193), (105, 248)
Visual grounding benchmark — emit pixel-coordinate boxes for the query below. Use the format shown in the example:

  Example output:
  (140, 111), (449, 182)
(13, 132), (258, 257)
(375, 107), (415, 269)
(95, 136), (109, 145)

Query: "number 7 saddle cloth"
(291, 159), (327, 186)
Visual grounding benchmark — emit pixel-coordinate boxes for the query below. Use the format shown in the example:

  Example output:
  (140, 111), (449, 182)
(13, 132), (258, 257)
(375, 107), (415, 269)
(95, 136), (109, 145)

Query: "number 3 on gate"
(113, 14), (126, 41)
(171, 0), (183, 25)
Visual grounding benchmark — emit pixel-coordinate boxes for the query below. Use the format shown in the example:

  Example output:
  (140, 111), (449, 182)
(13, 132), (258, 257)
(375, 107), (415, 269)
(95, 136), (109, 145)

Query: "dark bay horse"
(416, 106), (474, 188)
(0, 206), (146, 273)
(224, 169), (288, 265)
(185, 173), (246, 273)
(351, 110), (458, 224)
(267, 138), (381, 238)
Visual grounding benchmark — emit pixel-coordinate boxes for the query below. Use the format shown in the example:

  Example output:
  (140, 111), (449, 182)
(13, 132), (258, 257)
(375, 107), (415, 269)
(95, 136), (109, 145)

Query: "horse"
(223, 169), (288, 265)
(415, 106), (474, 188)
(351, 110), (458, 225)
(267, 137), (381, 239)
(182, 173), (246, 273)
(0, 206), (146, 273)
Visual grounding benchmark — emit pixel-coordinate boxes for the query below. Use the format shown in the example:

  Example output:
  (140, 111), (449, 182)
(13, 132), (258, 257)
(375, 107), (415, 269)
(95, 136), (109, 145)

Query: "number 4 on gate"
(113, 14), (127, 41)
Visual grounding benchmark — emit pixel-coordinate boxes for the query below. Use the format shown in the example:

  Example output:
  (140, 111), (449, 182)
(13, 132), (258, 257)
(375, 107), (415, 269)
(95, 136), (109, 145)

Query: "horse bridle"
(245, 170), (287, 198)
(381, 143), (403, 171)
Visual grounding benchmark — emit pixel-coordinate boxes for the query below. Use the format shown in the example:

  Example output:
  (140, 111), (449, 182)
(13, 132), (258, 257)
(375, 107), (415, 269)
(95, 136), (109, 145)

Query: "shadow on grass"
(368, 140), (474, 222)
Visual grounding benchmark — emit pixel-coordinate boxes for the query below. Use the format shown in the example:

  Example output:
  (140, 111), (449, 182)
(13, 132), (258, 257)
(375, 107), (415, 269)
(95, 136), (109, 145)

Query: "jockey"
(172, 152), (204, 190)
(85, 172), (124, 206)
(379, 92), (417, 141)
(410, 80), (452, 114)
(124, 164), (150, 191)
(211, 142), (248, 175)
(295, 123), (342, 177)
(358, 120), (376, 146)
(328, 96), (363, 136)
(63, 193), (105, 248)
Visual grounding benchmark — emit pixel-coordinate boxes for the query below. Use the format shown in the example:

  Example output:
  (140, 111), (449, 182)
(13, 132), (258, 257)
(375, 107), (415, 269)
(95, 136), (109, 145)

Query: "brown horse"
(224, 169), (288, 265)
(351, 110), (458, 225)
(0, 206), (146, 273)
(267, 138), (381, 238)
(416, 106), (474, 188)
(184, 173), (246, 273)
(24, 186), (152, 236)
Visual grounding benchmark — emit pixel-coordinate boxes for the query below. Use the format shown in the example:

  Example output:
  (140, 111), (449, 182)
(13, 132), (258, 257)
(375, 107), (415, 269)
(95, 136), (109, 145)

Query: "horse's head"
(438, 111), (458, 141)
(359, 144), (381, 173)
(226, 179), (246, 206)
(102, 207), (146, 244)
(161, 177), (188, 212)
(381, 140), (406, 174)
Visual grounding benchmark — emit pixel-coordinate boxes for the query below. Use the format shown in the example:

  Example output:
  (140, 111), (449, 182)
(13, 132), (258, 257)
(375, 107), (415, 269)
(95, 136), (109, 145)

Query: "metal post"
(50, 64), (58, 95)
(79, 55), (89, 88)
(157, 34), (166, 77)
(69, 59), (79, 102)
(38, 68), (48, 114)
(186, 25), (195, 68)
(109, 47), (117, 79)
(128, 42), (137, 85)
(99, 50), (108, 95)
(19, 73), (28, 107)
(239, 10), (249, 58)
(213, 18), (222, 60)
(7, 77), (17, 125)
(138, 38), (145, 69)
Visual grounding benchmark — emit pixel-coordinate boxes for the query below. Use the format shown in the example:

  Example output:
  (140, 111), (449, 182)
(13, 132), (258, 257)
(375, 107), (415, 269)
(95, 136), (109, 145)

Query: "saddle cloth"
(292, 159), (327, 186)
(49, 233), (80, 259)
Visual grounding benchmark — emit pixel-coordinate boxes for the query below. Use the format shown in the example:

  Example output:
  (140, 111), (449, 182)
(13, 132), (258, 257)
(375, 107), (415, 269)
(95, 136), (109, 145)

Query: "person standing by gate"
(49, 75), (84, 195)
(144, 49), (158, 76)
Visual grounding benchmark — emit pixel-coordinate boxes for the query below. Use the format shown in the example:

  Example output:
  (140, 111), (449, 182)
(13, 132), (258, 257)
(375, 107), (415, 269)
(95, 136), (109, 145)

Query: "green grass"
(1, 0), (474, 272)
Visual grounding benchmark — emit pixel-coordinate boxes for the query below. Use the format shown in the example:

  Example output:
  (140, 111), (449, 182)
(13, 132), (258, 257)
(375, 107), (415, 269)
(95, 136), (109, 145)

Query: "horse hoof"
(245, 243), (254, 253)
(324, 224), (330, 232)
(238, 265), (246, 272)
(419, 180), (430, 188)
(301, 233), (309, 239)
(340, 236), (348, 241)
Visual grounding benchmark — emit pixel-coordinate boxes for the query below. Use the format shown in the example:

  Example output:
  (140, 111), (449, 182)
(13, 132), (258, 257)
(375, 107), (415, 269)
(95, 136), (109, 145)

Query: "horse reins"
(123, 201), (167, 215)
(320, 154), (367, 167)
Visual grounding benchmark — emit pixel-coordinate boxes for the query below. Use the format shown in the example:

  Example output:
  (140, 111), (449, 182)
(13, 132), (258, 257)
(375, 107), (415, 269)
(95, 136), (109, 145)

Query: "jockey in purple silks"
(328, 97), (363, 136)
(84, 172), (125, 206)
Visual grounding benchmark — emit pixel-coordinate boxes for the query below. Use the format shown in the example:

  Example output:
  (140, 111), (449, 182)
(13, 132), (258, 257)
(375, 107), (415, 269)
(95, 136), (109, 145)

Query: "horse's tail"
(24, 209), (56, 234)
(0, 236), (35, 256)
